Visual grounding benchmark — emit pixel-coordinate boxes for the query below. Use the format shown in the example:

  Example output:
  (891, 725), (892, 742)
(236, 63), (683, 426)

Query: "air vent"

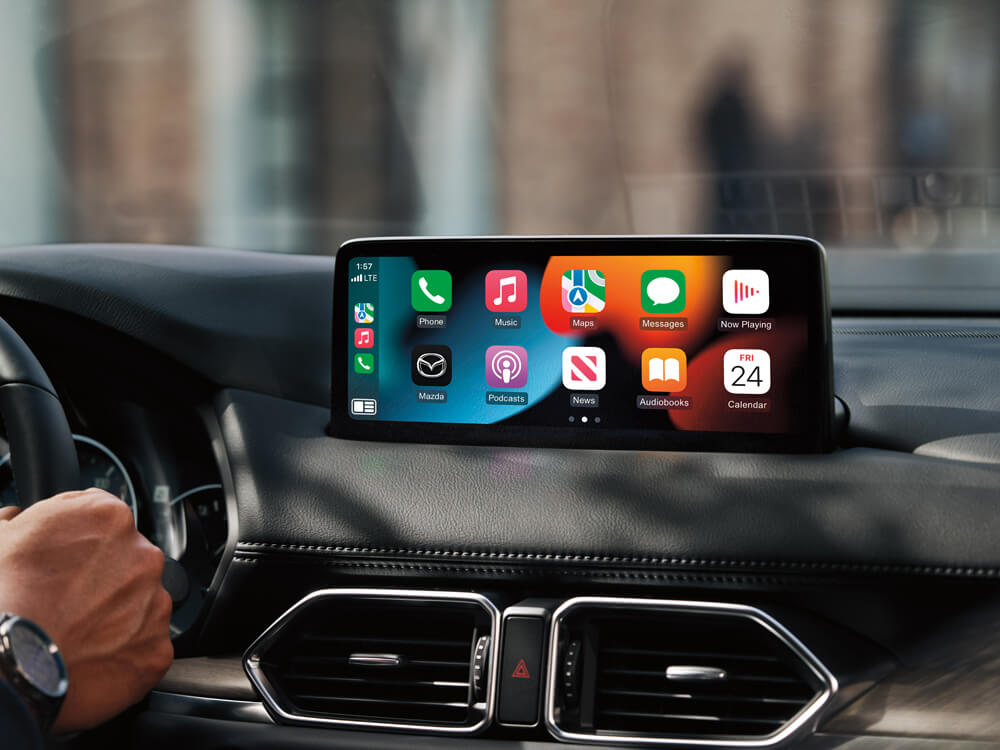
(244, 589), (499, 734)
(546, 598), (836, 747)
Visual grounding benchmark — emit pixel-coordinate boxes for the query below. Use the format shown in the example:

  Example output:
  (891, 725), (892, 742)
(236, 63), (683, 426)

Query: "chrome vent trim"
(544, 597), (837, 748)
(243, 589), (500, 735)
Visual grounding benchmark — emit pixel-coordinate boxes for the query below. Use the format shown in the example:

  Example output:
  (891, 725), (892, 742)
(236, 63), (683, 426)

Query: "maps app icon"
(562, 270), (606, 314)
(354, 302), (375, 324)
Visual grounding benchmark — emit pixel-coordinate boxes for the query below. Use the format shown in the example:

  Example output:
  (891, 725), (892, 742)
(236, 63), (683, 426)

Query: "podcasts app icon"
(485, 345), (527, 389)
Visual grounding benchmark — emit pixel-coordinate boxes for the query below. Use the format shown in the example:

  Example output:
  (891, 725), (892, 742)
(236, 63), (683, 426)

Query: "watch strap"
(0, 613), (67, 734)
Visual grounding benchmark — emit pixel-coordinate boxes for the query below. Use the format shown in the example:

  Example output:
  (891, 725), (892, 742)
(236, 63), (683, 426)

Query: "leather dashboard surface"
(219, 388), (1000, 576)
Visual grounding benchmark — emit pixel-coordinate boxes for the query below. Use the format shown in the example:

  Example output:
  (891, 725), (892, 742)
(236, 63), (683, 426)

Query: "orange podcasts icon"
(641, 348), (687, 392)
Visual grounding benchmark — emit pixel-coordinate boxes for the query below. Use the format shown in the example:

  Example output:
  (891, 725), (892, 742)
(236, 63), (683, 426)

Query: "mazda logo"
(415, 352), (448, 378)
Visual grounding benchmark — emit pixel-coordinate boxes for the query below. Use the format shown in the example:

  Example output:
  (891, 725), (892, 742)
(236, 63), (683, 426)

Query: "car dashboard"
(0, 244), (998, 749)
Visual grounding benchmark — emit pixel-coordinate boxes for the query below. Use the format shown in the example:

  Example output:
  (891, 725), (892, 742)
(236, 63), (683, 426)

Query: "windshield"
(3, 0), (999, 268)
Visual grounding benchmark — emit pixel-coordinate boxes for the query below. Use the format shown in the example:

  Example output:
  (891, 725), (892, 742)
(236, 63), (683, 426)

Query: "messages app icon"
(641, 270), (685, 313)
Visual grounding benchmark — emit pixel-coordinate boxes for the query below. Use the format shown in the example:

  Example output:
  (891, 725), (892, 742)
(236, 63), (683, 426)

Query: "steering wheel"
(0, 316), (190, 611)
(0, 317), (80, 503)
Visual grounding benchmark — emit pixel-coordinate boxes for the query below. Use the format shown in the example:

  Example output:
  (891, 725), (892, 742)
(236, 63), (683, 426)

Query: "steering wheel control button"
(497, 616), (544, 726)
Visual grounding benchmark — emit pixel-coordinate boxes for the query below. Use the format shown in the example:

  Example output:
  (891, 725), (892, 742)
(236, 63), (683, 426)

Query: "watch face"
(8, 620), (64, 697)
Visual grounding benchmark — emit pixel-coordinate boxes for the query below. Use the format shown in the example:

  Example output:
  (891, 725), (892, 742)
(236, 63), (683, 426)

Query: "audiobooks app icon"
(642, 348), (687, 392)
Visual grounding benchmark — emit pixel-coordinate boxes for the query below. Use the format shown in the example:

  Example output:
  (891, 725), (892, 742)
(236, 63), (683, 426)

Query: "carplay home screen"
(346, 254), (811, 434)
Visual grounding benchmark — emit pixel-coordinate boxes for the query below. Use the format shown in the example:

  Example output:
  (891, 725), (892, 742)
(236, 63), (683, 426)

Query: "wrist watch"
(0, 613), (68, 733)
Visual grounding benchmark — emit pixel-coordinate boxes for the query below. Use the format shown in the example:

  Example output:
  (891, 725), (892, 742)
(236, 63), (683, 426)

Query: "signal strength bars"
(350, 273), (364, 283)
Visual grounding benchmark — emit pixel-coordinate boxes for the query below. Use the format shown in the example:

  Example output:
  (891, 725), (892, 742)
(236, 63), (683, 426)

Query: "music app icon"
(354, 328), (374, 348)
(485, 270), (528, 313)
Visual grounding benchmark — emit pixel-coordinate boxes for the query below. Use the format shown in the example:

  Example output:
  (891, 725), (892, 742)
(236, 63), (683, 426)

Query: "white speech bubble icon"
(646, 275), (680, 306)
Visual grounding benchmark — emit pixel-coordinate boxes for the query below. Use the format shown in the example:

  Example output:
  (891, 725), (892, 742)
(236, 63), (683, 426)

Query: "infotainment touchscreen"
(330, 236), (833, 452)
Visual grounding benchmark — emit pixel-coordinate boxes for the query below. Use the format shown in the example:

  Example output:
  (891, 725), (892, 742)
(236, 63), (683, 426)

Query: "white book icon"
(648, 357), (681, 383)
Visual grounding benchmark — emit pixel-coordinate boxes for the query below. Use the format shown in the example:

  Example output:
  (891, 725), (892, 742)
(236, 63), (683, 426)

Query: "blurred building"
(5, 0), (1000, 253)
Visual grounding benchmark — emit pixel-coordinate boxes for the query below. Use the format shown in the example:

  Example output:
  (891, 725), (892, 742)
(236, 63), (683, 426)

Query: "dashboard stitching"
(833, 328), (1000, 338)
(229, 555), (785, 584)
(236, 542), (1000, 577)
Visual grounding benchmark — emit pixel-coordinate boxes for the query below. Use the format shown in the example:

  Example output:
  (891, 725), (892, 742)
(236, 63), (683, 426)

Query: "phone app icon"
(641, 348), (687, 392)
(722, 269), (769, 315)
(561, 269), (606, 313)
(485, 345), (528, 388)
(354, 353), (375, 374)
(562, 347), (606, 391)
(354, 328), (374, 348)
(354, 302), (375, 324)
(411, 270), (452, 312)
(641, 270), (685, 313)
(411, 345), (452, 386)
(485, 270), (528, 312)
(724, 349), (771, 395)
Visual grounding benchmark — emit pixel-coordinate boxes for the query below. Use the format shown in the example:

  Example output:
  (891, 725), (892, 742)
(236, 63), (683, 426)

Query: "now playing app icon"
(723, 269), (769, 315)
(562, 346), (606, 391)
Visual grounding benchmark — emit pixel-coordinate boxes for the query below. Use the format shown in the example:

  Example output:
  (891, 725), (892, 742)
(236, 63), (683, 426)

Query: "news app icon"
(354, 302), (375, 324)
(724, 349), (771, 395)
(641, 348), (687, 392)
(485, 270), (528, 313)
(485, 345), (528, 388)
(562, 347), (606, 391)
(354, 328), (374, 348)
(722, 269), (769, 315)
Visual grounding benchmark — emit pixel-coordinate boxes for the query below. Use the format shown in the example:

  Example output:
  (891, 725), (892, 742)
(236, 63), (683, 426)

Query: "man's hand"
(0, 488), (173, 732)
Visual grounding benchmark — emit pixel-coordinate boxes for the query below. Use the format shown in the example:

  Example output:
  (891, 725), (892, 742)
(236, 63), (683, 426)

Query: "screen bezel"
(330, 235), (834, 453)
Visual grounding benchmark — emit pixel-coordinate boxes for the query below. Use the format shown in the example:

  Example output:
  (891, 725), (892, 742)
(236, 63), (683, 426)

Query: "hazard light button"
(497, 616), (545, 725)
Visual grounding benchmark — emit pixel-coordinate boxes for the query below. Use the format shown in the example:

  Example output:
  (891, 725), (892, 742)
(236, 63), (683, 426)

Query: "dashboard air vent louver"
(244, 589), (499, 734)
(546, 598), (836, 747)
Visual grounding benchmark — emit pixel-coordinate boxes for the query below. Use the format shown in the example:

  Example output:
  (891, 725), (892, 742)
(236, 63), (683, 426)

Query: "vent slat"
(597, 688), (805, 705)
(283, 674), (469, 689)
(600, 667), (801, 685)
(302, 635), (470, 648)
(293, 694), (471, 710)
(597, 709), (785, 728)
(602, 647), (781, 664)
(288, 655), (469, 669)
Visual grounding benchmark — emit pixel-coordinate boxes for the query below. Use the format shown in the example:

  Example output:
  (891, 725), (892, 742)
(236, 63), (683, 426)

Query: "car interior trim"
(232, 542), (1000, 580)
(147, 690), (273, 725)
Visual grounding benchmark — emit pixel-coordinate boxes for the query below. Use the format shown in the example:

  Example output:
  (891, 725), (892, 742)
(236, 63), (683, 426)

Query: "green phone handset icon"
(411, 270), (452, 312)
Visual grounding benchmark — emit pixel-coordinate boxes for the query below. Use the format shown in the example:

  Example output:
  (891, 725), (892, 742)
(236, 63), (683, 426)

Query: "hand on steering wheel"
(0, 316), (173, 732)
(0, 490), (173, 732)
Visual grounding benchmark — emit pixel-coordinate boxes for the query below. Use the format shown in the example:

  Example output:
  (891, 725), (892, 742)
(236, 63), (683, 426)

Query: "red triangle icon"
(511, 659), (531, 679)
